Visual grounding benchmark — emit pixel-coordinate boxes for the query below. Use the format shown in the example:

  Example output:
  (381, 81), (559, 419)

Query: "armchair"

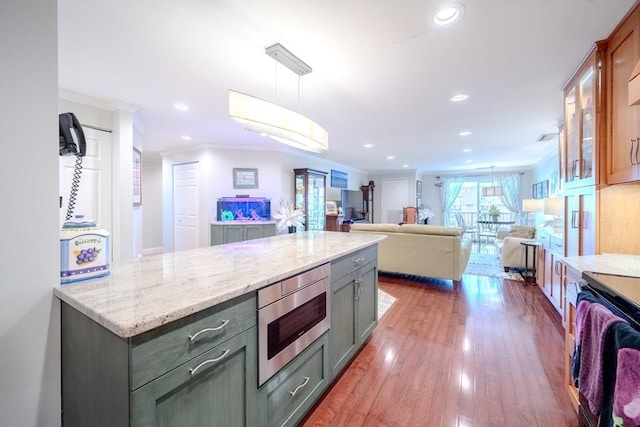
(496, 226), (537, 270)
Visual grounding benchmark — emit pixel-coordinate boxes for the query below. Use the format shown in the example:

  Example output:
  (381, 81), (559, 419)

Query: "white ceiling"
(58, 0), (635, 174)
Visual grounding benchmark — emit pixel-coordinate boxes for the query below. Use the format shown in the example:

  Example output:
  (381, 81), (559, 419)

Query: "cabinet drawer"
(550, 235), (564, 254)
(131, 327), (257, 427)
(259, 333), (329, 427)
(331, 245), (377, 282)
(130, 293), (256, 390)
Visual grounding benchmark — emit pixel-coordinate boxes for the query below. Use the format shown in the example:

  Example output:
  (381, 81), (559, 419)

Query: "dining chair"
(402, 206), (417, 224)
(477, 214), (500, 247)
(455, 213), (477, 240)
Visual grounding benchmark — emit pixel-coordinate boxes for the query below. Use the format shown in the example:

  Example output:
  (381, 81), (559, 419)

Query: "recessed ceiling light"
(174, 103), (189, 111)
(364, 143), (373, 148)
(459, 131), (472, 136)
(463, 148), (472, 153)
(180, 135), (192, 140)
(434, 3), (465, 27)
(451, 93), (470, 102)
(387, 156), (395, 160)
(402, 164), (409, 168)
(259, 132), (269, 137)
(465, 159), (473, 163)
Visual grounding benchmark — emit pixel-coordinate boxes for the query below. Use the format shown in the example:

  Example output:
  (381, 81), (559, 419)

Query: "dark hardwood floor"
(302, 273), (578, 427)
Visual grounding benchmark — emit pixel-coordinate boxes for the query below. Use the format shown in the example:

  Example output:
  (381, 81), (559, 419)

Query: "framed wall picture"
(533, 182), (540, 199)
(416, 180), (422, 198)
(233, 168), (258, 189)
(541, 180), (549, 198)
(330, 169), (348, 189)
(326, 200), (338, 214)
(133, 147), (142, 206)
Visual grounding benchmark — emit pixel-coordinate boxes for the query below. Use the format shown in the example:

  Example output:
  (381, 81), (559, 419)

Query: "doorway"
(59, 127), (113, 259)
(173, 162), (200, 252)
(380, 178), (408, 223)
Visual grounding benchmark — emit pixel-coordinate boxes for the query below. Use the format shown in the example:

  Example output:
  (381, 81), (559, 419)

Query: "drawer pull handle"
(189, 320), (230, 342)
(189, 349), (230, 376)
(354, 256), (365, 264)
(289, 376), (310, 397)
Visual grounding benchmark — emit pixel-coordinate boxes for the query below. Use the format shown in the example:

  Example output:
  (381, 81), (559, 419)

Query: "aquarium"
(217, 197), (271, 222)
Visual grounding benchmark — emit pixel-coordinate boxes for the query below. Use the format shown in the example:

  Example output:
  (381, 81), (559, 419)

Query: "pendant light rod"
(265, 43), (312, 76)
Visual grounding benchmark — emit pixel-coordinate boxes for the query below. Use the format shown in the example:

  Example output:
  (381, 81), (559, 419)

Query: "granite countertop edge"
(54, 232), (385, 338)
(561, 254), (640, 277)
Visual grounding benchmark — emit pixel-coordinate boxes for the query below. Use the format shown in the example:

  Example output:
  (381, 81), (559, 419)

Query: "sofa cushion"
(508, 225), (535, 239)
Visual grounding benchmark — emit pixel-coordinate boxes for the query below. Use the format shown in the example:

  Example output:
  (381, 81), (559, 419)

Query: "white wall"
(0, 1), (60, 426)
(142, 157), (164, 254)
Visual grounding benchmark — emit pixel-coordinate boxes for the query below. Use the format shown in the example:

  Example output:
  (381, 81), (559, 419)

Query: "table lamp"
(522, 198), (544, 227)
(543, 197), (564, 233)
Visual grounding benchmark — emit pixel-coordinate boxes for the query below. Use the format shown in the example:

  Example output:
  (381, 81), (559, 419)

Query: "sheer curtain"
(496, 173), (525, 225)
(440, 176), (464, 227)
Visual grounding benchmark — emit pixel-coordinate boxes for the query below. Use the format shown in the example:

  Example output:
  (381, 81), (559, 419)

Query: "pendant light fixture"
(482, 166), (503, 197)
(229, 43), (328, 153)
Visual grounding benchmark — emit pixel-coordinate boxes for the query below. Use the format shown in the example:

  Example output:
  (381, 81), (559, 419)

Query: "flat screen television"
(217, 197), (271, 221)
(340, 190), (364, 221)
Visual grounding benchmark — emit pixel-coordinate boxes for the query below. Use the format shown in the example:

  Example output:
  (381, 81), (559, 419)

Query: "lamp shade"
(482, 185), (503, 197)
(522, 198), (544, 212)
(229, 90), (328, 153)
(544, 197), (563, 217)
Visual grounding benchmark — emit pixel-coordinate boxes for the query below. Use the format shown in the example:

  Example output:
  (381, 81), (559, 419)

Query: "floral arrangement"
(273, 200), (304, 232)
(488, 205), (501, 218)
(418, 205), (434, 222)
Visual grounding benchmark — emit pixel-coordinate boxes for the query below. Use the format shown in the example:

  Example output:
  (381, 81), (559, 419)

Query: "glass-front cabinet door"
(561, 42), (605, 189)
(294, 168), (327, 231)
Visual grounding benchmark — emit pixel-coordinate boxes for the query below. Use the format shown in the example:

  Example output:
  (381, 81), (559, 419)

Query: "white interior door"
(59, 127), (112, 243)
(173, 162), (199, 252)
(380, 178), (408, 223)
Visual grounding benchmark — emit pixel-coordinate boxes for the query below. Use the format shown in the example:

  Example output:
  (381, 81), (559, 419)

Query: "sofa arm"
(500, 236), (535, 269)
(495, 229), (510, 241)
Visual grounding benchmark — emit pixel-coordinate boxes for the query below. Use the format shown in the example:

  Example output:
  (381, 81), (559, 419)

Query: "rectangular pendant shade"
(482, 185), (503, 197)
(229, 90), (328, 153)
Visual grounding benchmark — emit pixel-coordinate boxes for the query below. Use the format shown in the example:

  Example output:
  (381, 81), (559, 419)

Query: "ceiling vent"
(536, 133), (558, 142)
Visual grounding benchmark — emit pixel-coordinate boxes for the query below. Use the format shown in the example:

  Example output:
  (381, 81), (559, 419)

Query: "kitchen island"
(55, 231), (385, 427)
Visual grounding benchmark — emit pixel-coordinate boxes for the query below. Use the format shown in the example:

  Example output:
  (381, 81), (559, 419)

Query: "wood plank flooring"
(302, 273), (578, 427)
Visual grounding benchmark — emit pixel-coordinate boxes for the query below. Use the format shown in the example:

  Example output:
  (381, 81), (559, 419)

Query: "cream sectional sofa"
(350, 223), (472, 282)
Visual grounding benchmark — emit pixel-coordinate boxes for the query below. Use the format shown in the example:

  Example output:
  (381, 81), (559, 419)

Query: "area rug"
(465, 253), (524, 281)
(378, 289), (396, 318)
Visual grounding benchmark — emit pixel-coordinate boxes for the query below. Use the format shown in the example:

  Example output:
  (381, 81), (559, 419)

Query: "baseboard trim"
(142, 247), (163, 256)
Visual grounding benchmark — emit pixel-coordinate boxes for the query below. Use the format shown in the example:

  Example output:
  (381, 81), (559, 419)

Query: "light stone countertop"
(562, 254), (640, 277)
(54, 231), (385, 339)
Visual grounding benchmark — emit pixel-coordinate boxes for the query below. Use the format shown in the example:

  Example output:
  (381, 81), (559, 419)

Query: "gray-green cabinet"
(257, 333), (329, 427)
(210, 222), (276, 245)
(329, 246), (378, 379)
(61, 293), (257, 427)
(131, 327), (257, 427)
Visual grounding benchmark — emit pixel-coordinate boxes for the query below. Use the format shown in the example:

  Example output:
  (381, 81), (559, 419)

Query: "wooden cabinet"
(360, 181), (375, 223)
(60, 293), (258, 427)
(563, 266), (580, 412)
(562, 42), (607, 189)
(131, 327), (257, 427)
(607, 6), (640, 184)
(565, 186), (597, 257)
(294, 168), (327, 231)
(535, 230), (564, 316)
(329, 245), (378, 378)
(257, 333), (329, 427)
(210, 222), (276, 245)
(325, 214), (344, 232)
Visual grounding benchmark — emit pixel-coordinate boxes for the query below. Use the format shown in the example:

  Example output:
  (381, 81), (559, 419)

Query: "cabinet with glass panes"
(561, 41), (606, 189)
(294, 168), (327, 231)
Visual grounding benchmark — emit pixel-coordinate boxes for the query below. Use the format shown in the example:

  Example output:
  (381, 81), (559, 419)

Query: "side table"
(520, 240), (542, 284)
